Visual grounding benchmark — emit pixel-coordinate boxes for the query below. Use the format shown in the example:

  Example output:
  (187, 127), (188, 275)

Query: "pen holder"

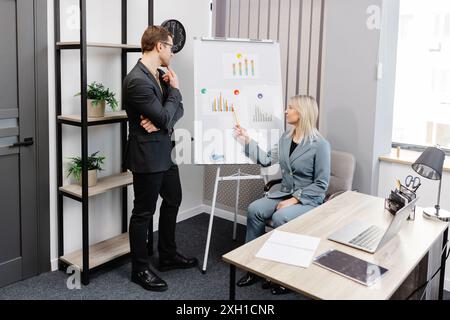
(399, 185), (416, 202)
(384, 198), (416, 221)
(385, 187), (417, 221)
(385, 198), (402, 215)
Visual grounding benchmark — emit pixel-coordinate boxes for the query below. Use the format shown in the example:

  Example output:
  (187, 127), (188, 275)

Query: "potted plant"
(67, 151), (105, 187)
(75, 82), (119, 118)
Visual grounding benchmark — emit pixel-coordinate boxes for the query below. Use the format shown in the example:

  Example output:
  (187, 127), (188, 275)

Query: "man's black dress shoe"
(131, 269), (168, 292)
(237, 272), (260, 287)
(158, 252), (198, 272)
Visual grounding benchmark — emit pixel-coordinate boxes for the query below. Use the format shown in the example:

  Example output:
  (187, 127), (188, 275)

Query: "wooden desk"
(223, 191), (449, 300)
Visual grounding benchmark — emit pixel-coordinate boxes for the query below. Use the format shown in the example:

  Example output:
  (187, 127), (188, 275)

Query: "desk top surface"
(222, 191), (449, 300)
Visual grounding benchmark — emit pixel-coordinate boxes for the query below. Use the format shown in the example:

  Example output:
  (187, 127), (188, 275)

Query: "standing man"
(123, 26), (198, 292)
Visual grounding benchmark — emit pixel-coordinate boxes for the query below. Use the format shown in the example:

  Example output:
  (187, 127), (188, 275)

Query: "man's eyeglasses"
(161, 41), (174, 53)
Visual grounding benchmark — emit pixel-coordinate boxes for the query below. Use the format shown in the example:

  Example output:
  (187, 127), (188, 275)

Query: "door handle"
(10, 137), (34, 148)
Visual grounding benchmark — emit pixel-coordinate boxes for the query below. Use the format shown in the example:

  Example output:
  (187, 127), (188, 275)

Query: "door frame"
(34, 0), (50, 275)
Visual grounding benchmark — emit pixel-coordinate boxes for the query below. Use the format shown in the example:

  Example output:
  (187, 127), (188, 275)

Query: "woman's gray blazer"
(244, 132), (331, 207)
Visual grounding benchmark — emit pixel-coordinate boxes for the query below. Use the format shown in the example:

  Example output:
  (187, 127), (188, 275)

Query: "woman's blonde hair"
(289, 95), (321, 144)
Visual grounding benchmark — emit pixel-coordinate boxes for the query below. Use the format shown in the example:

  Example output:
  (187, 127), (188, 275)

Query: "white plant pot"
(87, 99), (106, 118)
(79, 170), (98, 187)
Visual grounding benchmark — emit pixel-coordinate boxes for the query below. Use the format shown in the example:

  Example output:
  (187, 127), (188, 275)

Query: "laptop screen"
(377, 198), (418, 250)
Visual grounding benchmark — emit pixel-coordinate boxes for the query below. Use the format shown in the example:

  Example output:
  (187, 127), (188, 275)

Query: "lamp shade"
(411, 147), (445, 180)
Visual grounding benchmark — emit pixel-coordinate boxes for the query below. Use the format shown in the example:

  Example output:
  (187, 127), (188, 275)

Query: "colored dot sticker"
(257, 94), (264, 99)
(201, 88), (207, 94)
(234, 90), (240, 96)
(237, 53), (242, 59)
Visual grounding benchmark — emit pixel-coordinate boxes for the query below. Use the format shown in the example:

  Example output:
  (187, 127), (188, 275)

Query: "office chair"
(265, 150), (356, 228)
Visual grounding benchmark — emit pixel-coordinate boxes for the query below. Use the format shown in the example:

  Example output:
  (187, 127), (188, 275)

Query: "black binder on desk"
(313, 249), (389, 286)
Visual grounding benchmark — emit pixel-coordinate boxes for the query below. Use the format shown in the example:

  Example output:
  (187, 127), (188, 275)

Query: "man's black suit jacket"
(123, 60), (184, 173)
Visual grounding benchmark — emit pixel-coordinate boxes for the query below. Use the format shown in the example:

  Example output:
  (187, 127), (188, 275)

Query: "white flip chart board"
(193, 38), (285, 165)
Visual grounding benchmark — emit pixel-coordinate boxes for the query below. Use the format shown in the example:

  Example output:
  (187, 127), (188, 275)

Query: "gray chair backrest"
(326, 150), (356, 197)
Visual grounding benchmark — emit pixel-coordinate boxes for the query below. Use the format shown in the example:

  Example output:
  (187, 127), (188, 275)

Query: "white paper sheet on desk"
(256, 230), (321, 268)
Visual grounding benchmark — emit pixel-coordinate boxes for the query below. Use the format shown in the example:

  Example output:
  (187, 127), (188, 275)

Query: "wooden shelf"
(60, 233), (130, 271)
(57, 41), (141, 51)
(59, 172), (132, 199)
(58, 111), (128, 126)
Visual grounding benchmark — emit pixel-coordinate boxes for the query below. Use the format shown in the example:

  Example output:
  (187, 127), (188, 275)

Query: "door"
(0, 0), (39, 288)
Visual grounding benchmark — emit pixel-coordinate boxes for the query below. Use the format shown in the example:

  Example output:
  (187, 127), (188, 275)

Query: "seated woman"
(233, 95), (330, 294)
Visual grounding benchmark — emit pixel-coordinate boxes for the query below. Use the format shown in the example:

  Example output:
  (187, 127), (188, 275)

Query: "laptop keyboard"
(349, 225), (384, 250)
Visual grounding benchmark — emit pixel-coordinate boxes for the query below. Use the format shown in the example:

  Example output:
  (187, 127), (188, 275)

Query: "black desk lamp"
(412, 146), (450, 222)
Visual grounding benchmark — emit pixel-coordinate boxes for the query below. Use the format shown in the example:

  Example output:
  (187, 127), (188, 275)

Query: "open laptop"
(328, 198), (418, 253)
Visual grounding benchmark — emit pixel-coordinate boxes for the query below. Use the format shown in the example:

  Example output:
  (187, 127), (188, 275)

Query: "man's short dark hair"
(141, 25), (173, 54)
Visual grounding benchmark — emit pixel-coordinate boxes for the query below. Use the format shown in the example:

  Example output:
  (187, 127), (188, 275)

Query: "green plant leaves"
(67, 151), (106, 182)
(74, 82), (119, 111)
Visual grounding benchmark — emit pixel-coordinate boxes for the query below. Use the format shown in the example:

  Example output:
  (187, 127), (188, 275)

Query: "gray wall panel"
(225, 0), (231, 37)
(258, 0), (269, 39)
(239, 0), (250, 37)
(287, 0), (301, 101)
(279, 0), (291, 104)
(268, 0), (280, 41)
(298, 0), (312, 95)
(213, 0), (228, 37)
(229, 0), (240, 37)
(248, 0), (260, 39)
(308, 0), (323, 98)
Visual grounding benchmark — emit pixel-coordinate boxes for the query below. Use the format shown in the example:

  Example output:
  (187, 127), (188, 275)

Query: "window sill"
(379, 148), (450, 173)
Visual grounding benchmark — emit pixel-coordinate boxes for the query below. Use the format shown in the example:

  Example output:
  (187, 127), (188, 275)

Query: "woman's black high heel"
(237, 272), (260, 287)
(271, 284), (290, 295)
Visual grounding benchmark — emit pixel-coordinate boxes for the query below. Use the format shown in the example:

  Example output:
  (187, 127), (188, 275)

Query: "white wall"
(48, 0), (211, 270)
(372, 0), (400, 193)
(378, 160), (450, 290)
(320, 0), (399, 195)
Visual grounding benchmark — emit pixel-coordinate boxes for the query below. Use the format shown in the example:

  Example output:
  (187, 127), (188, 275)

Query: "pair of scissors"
(405, 175), (421, 191)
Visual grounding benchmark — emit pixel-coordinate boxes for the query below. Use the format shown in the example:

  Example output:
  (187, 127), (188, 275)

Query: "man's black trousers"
(129, 164), (182, 272)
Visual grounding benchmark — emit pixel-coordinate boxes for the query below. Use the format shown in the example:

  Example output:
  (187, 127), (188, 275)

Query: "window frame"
(392, 1), (450, 155)
(392, 142), (450, 156)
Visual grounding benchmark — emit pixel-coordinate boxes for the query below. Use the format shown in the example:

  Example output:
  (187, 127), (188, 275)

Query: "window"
(392, 0), (450, 150)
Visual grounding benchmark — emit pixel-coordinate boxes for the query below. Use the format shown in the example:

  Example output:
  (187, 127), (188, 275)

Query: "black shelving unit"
(55, 0), (154, 285)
